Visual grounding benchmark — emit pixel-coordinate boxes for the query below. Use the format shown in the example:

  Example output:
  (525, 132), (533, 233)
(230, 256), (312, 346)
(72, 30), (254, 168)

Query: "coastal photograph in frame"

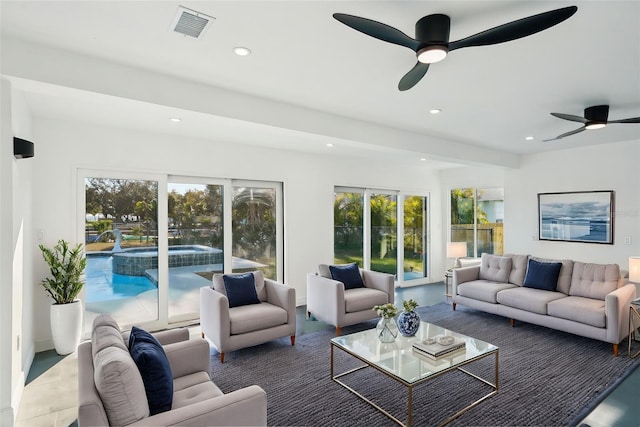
(538, 191), (614, 244)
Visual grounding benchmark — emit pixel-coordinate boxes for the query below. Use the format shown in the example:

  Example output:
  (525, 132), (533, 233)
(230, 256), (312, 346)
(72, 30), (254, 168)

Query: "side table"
(445, 269), (453, 297)
(629, 303), (640, 358)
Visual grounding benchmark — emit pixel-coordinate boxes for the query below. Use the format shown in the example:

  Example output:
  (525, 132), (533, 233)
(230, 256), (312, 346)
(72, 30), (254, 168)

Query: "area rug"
(209, 303), (639, 426)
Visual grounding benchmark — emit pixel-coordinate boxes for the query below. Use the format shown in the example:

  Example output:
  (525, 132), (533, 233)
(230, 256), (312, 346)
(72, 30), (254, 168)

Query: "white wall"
(29, 116), (443, 348)
(504, 140), (640, 271)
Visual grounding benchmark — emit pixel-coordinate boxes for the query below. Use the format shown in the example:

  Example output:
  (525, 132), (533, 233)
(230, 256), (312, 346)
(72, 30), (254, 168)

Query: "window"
(450, 187), (504, 258)
(80, 170), (283, 331)
(334, 187), (429, 285)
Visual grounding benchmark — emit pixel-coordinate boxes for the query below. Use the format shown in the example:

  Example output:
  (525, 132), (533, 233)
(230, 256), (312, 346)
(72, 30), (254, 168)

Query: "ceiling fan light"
(417, 46), (448, 64)
(585, 122), (606, 130)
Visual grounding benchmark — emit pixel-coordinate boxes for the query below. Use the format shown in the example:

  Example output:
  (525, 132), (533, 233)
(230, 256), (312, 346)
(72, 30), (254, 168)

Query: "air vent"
(171, 6), (215, 38)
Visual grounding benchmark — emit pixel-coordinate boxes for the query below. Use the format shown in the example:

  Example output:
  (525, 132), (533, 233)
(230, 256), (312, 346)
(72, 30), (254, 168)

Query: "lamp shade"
(447, 242), (467, 259)
(629, 256), (640, 283)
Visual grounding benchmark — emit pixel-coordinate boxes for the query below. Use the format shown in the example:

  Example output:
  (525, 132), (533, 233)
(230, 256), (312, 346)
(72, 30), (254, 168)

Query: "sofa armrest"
(164, 338), (211, 380)
(605, 283), (637, 343)
(154, 328), (190, 345)
(265, 279), (296, 320)
(129, 385), (267, 427)
(306, 273), (344, 324)
(361, 270), (394, 304)
(452, 266), (481, 296)
(78, 341), (110, 427)
(200, 286), (230, 345)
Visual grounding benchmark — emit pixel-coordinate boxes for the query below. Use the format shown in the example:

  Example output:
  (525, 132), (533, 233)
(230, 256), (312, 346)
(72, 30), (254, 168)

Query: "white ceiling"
(2, 1), (639, 167)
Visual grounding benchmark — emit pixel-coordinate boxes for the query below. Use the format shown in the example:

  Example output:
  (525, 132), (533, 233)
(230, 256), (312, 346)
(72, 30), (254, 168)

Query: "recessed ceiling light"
(420, 158), (427, 161)
(169, 117), (182, 122)
(525, 136), (534, 141)
(429, 109), (442, 114)
(233, 47), (251, 56)
(326, 143), (334, 147)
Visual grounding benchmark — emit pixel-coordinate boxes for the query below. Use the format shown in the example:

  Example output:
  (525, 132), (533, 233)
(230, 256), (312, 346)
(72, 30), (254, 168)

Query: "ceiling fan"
(543, 105), (640, 142)
(333, 6), (577, 91)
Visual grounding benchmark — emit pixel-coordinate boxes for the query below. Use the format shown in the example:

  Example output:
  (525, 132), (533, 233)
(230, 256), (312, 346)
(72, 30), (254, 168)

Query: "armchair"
(78, 315), (267, 426)
(306, 263), (394, 335)
(200, 271), (296, 362)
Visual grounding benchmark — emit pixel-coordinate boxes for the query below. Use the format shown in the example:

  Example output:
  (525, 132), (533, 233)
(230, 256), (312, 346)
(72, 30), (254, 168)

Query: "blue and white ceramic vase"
(376, 317), (398, 343)
(397, 310), (420, 337)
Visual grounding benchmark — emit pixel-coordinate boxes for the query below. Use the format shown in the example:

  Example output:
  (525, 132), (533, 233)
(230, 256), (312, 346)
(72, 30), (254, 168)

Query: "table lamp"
(447, 242), (467, 269)
(629, 256), (640, 283)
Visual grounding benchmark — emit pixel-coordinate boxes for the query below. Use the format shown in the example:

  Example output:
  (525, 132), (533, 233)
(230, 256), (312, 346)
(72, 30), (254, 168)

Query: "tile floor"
(15, 282), (640, 426)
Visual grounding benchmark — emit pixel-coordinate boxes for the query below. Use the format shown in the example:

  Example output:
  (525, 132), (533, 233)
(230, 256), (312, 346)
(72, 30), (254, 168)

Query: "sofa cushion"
(222, 273), (261, 308)
(479, 254), (512, 283)
(329, 262), (365, 289)
(344, 287), (389, 313)
(523, 259), (562, 291)
(92, 323), (127, 359)
(173, 372), (224, 409)
(212, 270), (266, 302)
(457, 280), (517, 304)
(497, 287), (567, 315)
(94, 345), (149, 425)
(547, 296), (606, 328)
(569, 262), (620, 300)
(229, 302), (288, 335)
(531, 257), (574, 294)
(503, 254), (529, 286)
(129, 326), (173, 416)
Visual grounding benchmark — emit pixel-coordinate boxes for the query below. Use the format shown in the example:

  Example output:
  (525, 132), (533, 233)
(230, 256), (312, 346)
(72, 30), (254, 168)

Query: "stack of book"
(412, 335), (466, 359)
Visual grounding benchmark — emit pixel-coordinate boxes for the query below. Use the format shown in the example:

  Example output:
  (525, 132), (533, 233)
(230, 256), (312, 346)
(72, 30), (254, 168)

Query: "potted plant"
(39, 239), (87, 355)
(372, 303), (399, 342)
(397, 299), (420, 336)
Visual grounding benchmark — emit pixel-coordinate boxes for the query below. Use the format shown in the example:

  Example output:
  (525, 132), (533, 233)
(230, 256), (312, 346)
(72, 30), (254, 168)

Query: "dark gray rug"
(209, 303), (639, 426)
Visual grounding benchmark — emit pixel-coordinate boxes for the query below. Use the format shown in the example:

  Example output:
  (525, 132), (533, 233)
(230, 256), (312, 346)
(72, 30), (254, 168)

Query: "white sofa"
(452, 254), (636, 356)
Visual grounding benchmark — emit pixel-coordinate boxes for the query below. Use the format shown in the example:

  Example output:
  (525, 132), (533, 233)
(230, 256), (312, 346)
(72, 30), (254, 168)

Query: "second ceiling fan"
(543, 105), (640, 142)
(333, 6), (577, 91)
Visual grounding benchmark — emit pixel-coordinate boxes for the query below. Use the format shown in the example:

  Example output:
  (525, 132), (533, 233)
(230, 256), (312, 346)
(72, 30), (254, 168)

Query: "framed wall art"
(538, 190), (614, 244)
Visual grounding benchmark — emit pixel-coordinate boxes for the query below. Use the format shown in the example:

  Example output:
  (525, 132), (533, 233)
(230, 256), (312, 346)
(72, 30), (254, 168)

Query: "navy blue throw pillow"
(329, 263), (364, 290)
(223, 273), (260, 308)
(128, 326), (173, 416)
(523, 259), (562, 291)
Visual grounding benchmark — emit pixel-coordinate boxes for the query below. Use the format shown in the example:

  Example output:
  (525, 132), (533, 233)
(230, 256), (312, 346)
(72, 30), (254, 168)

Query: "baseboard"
(296, 296), (306, 307)
(11, 371), (24, 415)
(1, 404), (15, 426)
(34, 339), (53, 353)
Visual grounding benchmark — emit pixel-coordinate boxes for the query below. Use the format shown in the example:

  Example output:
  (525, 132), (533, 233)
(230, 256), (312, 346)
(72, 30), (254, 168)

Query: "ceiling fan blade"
(543, 126), (586, 142)
(449, 6), (577, 51)
(608, 117), (640, 124)
(398, 62), (430, 91)
(550, 112), (588, 123)
(333, 13), (421, 51)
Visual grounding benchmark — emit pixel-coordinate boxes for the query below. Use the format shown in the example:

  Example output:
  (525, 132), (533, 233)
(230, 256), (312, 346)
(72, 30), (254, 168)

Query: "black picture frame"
(538, 190), (614, 244)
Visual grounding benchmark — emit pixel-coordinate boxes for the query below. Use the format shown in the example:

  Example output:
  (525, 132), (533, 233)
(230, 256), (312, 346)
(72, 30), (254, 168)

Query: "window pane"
(85, 178), (159, 328)
(403, 195), (426, 280)
(167, 182), (223, 319)
(370, 194), (397, 275)
(477, 188), (504, 255)
(232, 186), (277, 279)
(333, 192), (364, 265)
(450, 188), (474, 257)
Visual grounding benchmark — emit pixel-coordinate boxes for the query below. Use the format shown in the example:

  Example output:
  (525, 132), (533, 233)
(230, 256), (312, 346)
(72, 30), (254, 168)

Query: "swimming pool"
(85, 254), (156, 303)
(111, 245), (223, 276)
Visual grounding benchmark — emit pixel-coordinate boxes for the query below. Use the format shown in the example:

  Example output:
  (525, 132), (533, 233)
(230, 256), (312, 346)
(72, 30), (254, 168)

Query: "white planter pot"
(50, 300), (83, 355)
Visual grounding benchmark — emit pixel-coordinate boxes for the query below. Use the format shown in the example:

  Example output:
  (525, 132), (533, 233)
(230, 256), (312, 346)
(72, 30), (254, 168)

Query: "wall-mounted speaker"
(14, 137), (35, 159)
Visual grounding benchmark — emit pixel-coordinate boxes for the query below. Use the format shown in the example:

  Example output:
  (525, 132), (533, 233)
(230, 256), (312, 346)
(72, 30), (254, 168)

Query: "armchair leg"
(219, 352), (225, 363)
(510, 319), (515, 327)
(613, 343), (619, 357)
(335, 326), (341, 336)
(452, 303), (456, 311)
(201, 332), (205, 339)
(290, 335), (296, 346)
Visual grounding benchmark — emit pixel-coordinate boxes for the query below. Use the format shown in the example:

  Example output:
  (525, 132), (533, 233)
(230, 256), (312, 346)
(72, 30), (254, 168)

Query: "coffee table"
(330, 321), (498, 426)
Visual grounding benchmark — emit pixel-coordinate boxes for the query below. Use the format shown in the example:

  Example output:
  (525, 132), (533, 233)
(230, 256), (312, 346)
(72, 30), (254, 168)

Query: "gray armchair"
(306, 264), (394, 335)
(78, 315), (267, 426)
(200, 271), (296, 362)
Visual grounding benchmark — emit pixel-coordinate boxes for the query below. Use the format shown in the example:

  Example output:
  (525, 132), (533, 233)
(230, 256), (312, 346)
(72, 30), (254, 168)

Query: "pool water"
(85, 255), (156, 303)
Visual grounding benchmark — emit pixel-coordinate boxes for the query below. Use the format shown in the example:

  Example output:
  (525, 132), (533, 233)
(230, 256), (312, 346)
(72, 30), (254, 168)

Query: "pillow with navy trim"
(523, 259), (562, 291)
(128, 326), (173, 416)
(223, 272), (261, 308)
(329, 263), (364, 290)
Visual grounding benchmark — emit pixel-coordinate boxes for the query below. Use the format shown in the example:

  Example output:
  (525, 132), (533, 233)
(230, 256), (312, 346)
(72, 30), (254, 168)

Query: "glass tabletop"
(331, 321), (498, 384)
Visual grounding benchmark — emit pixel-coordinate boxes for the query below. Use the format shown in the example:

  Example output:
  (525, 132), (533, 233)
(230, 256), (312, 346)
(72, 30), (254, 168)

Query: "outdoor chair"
(306, 263), (394, 335)
(200, 270), (296, 362)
